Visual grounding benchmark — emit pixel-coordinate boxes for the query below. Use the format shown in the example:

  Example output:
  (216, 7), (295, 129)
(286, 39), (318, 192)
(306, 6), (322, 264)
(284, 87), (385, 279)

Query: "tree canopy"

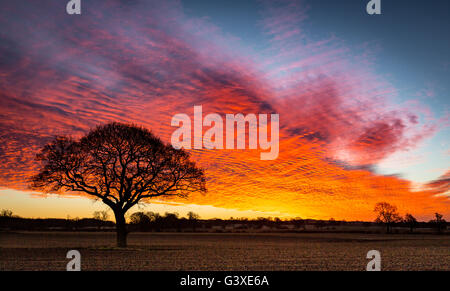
(31, 122), (206, 246)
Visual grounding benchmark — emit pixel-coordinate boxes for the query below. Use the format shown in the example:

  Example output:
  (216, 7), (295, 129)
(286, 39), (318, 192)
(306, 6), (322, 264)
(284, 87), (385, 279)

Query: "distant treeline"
(0, 210), (448, 234)
(126, 212), (448, 234)
(0, 216), (115, 231)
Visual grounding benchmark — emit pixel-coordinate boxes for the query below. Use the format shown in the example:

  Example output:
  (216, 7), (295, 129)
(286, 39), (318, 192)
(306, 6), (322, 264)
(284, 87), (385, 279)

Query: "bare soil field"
(0, 231), (448, 271)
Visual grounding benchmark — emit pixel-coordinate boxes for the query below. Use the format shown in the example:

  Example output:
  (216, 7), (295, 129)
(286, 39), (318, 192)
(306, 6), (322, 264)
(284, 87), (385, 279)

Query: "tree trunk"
(114, 209), (128, 248)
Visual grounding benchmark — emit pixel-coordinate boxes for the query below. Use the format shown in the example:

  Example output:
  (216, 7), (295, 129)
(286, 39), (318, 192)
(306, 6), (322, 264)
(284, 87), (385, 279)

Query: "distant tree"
(429, 213), (446, 234)
(146, 211), (161, 222)
(404, 213), (418, 233)
(165, 212), (179, 227)
(129, 212), (151, 225)
(374, 202), (402, 233)
(187, 211), (199, 220)
(165, 212), (179, 219)
(92, 210), (109, 230)
(0, 209), (13, 217)
(93, 210), (109, 222)
(31, 122), (206, 247)
(187, 211), (200, 231)
(129, 212), (153, 231)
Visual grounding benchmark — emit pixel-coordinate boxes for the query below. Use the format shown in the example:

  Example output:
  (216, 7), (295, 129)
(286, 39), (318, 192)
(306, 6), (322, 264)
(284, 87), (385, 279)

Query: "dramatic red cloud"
(0, 0), (447, 220)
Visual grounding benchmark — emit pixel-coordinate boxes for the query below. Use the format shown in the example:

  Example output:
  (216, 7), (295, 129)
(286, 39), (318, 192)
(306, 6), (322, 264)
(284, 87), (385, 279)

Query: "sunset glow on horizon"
(0, 0), (449, 221)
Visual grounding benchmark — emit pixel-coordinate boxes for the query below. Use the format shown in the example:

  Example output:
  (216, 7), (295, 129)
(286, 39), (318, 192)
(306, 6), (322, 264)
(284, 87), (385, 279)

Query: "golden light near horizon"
(0, 189), (290, 221)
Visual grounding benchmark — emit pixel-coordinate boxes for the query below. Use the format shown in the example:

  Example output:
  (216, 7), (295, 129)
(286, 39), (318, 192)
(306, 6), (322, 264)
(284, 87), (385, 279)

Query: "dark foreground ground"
(0, 231), (448, 271)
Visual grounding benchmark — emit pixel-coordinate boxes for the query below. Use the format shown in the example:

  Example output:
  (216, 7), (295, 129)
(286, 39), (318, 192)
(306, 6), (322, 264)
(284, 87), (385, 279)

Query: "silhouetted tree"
(404, 213), (417, 233)
(163, 212), (180, 231)
(31, 122), (206, 247)
(0, 209), (13, 217)
(187, 211), (200, 231)
(93, 210), (109, 221)
(92, 210), (109, 230)
(374, 202), (402, 233)
(129, 212), (149, 224)
(429, 213), (446, 234)
(130, 212), (152, 231)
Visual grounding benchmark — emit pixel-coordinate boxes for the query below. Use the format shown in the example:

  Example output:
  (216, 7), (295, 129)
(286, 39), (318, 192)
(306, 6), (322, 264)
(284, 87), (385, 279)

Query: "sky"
(0, 0), (448, 221)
